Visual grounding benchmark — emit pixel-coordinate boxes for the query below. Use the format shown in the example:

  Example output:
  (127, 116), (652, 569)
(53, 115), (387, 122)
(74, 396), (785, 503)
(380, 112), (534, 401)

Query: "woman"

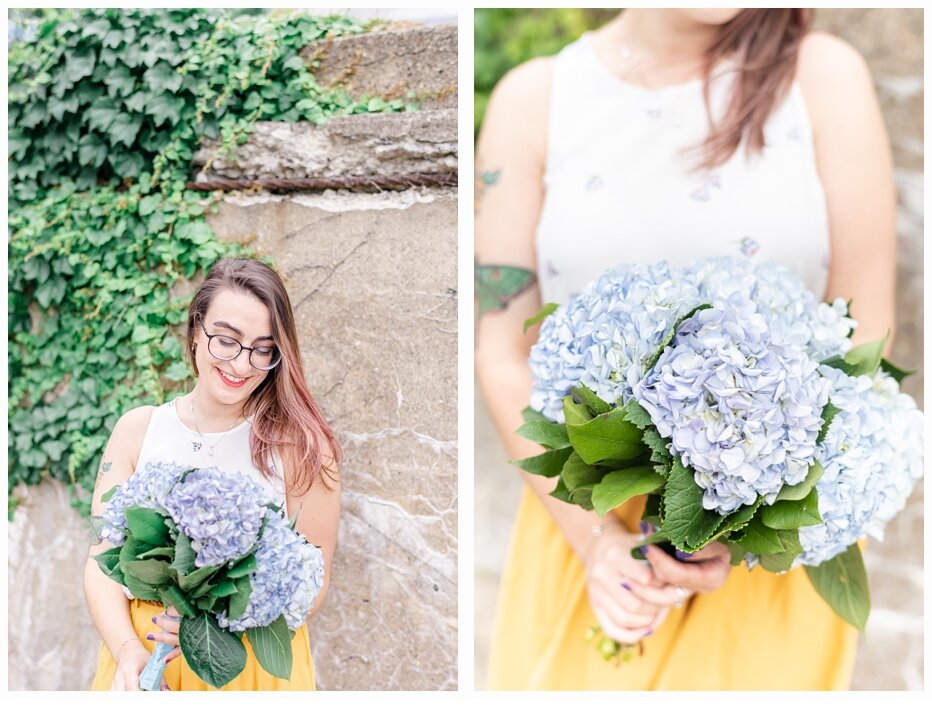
(84, 258), (341, 690)
(476, 9), (895, 690)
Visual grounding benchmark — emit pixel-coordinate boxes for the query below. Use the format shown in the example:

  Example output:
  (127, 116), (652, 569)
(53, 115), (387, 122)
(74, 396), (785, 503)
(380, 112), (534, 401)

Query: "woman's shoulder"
(796, 32), (877, 137)
(798, 31), (870, 82)
(797, 32), (874, 104)
(112, 405), (156, 449)
(488, 55), (554, 123)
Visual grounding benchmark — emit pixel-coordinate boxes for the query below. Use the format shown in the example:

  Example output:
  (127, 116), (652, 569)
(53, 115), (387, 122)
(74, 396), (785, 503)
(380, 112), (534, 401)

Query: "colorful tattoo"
(474, 168), (502, 215)
(97, 460), (111, 480)
(475, 261), (536, 318)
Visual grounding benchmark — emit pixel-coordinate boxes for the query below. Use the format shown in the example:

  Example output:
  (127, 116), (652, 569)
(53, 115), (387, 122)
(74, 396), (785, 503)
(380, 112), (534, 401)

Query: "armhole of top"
(787, 80), (819, 162)
(541, 49), (563, 186)
(130, 405), (159, 473)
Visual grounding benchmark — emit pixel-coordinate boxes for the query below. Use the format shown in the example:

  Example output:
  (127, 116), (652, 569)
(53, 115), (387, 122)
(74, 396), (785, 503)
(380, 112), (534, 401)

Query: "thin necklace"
(189, 395), (242, 458)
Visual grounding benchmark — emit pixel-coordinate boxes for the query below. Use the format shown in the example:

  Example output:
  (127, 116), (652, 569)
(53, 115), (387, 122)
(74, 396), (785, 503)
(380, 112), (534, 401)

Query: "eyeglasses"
(199, 321), (282, 371)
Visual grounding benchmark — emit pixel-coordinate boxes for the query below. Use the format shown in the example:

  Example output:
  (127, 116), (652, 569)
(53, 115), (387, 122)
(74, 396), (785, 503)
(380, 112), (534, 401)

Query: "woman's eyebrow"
(212, 320), (274, 341)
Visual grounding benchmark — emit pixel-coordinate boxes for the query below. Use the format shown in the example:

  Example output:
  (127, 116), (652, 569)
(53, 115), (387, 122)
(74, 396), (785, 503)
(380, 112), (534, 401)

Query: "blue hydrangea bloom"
(633, 299), (830, 514)
(97, 462), (187, 545)
(529, 261), (701, 422)
(217, 510), (325, 632)
(162, 467), (267, 568)
(686, 256), (855, 363)
(796, 367), (924, 566)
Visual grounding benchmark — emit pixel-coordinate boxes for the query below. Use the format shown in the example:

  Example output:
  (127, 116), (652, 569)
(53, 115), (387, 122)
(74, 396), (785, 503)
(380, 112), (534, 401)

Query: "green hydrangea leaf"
(804, 543), (870, 632)
(662, 458), (724, 550)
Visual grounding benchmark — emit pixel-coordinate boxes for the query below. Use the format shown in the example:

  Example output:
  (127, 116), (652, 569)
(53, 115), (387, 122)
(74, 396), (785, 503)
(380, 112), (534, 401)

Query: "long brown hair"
(187, 258), (341, 493)
(697, 9), (812, 169)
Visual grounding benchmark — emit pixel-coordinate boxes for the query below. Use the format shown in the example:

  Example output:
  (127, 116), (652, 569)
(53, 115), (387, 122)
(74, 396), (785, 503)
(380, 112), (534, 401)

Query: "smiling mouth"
(217, 368), (248, 387)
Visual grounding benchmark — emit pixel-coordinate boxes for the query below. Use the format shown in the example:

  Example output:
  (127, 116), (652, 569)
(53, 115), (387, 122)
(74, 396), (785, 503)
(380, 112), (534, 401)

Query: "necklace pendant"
(208, 448), (215, 457)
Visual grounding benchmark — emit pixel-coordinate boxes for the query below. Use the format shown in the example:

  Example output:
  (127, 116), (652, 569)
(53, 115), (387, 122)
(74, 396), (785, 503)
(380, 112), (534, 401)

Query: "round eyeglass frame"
(199, 321), (282, 371)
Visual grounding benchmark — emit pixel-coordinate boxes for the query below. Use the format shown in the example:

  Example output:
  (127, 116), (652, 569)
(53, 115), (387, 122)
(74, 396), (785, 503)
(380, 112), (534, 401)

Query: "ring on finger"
(674, 585), (688, 609)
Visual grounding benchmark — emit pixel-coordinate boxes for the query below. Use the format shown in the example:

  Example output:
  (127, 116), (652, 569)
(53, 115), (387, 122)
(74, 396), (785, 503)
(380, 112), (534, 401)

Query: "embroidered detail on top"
(739, 237), (760, 257)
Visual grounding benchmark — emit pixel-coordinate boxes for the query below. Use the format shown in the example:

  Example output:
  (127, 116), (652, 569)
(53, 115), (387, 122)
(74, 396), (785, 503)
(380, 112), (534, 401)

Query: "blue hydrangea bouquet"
(516, 257), (922, 659)
(93, 463), (324, 689)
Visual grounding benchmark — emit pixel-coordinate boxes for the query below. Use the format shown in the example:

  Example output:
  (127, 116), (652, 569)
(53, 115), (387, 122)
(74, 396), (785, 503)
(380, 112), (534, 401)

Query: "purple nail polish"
(639, 521), (649, 534)
(675, 550), (693, 560)
(146, 633), (154, 641)
(621, 582), (632, 591)
(151, 616), (158, 624)
(644, 629), (653, 637)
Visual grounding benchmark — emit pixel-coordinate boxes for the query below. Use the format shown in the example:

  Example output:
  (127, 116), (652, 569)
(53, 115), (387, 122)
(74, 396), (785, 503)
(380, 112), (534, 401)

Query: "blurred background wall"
(474, 7), (924, 690)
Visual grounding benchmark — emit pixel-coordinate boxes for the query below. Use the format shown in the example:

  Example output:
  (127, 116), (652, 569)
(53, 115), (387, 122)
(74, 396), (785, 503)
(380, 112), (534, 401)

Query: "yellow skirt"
(91, 600), (315, 691)
(487, 487), (858, 690)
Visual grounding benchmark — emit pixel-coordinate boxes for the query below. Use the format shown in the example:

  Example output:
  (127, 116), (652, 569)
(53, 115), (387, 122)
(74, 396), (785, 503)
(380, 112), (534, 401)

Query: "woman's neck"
(609, 9), (720, 64)
(187, 386), (245, 432)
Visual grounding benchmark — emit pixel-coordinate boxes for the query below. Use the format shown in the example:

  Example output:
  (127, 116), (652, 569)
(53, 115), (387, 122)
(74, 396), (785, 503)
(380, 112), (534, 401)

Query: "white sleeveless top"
(136, 397), (286, 508)
(536, 34), (830, 303)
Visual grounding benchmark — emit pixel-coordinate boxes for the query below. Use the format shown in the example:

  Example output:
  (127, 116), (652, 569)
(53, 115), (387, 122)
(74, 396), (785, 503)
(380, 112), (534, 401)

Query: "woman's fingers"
(644, 545), (730, 593)
(147, 630), (180, 646)
(593, 605), (655, 645)
(153, 612), (180, 634)
(164, 647), (182, 664)
(622, 577), (689, 608)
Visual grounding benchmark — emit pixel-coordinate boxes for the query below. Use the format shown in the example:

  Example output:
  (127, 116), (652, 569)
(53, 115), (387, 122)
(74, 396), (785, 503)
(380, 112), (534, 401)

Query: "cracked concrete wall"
(474, 7), (923, 690)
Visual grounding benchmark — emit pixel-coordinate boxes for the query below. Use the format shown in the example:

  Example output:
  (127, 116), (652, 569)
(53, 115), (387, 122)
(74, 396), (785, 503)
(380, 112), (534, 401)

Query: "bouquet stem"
(139, 641), (173, 691)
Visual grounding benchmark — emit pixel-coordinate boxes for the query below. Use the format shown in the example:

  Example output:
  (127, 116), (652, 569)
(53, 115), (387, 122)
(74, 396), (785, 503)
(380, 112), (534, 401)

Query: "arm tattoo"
(474, 168), (502, 216)
(97, 460), (112, 480)
(475, 261), (536, 318)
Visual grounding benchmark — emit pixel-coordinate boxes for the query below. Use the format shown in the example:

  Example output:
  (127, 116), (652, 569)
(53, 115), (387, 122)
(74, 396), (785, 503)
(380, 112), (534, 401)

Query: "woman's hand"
(583, 528), (687, 644)
(643, 542), (733, 601)
(149, 607), (182, 664)
(110, 639), (171, 691)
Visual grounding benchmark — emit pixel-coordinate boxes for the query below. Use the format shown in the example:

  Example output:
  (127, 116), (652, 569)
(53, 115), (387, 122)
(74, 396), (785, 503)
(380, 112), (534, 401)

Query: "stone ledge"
(303, 24), (457, 110)
(193, 109), (457, 182)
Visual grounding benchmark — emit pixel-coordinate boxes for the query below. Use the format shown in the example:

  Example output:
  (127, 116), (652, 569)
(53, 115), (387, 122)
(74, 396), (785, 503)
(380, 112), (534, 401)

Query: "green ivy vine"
(8, 8), (412, 517)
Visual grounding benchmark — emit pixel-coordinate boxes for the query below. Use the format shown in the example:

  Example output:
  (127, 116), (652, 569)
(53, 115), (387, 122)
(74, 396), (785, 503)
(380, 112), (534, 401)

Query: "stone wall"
(474, 8), (924, 690)
(8, 22), (458, 692)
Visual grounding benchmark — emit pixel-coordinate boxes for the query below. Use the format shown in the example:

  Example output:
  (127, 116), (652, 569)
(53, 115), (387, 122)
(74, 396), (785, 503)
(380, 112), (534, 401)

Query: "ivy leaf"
(109, 113), (143, 148)
(65, 47), (97, 82)
(804, 544), (870, 632)
(106, 65), (138, 99)
(85, 103), (120, 132)
(144, 61), (184, 94)
(662, 458), (724, 550)
(146, 91), (185, 126)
